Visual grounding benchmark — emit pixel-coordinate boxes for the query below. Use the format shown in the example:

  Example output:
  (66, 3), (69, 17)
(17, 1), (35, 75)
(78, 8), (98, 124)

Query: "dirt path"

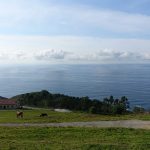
(0, 120), (149, 129)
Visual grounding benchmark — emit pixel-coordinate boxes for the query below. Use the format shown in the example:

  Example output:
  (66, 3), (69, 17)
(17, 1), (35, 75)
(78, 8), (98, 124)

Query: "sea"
(0, 64), (150, 109)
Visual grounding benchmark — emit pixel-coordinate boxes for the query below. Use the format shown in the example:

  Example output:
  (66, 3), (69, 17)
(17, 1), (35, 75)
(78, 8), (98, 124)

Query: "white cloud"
(35, 49), (69, 60)
(97, 49), (137, 60)
(0, 52), (7, 60)
(0, 35), (150, 63)
(10, 51), (29, 60)
(68, 53), (97, 61)
(0, 1), (150, 64)
(0, 1), (150, 34)
(68, 49), (140, 62)
(0, 48), (150, 63)
(142, 53), (150, 60)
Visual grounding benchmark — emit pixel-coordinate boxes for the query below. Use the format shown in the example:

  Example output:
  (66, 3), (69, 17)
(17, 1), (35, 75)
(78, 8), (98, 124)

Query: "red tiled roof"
(0, 99), (17, 105)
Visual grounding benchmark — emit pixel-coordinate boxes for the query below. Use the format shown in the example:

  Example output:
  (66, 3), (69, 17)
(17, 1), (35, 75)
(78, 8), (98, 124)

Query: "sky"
(1, 0), (150, 64)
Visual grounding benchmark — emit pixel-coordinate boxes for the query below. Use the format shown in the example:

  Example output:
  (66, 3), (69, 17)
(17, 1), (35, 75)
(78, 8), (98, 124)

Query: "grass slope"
(0, 110), (149, 123)
(0, 127), (149, 150)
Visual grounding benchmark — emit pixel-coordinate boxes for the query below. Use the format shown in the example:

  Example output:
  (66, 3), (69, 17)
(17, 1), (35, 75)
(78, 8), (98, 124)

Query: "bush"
(113, 104), (126, 114)
(89, 106), (97, 114)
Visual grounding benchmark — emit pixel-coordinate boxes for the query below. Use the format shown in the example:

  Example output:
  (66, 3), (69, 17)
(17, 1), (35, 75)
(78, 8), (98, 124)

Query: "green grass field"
(0, 109), (149, 123)
(0, 110), (149, 150)
(0, 127), (149, 150)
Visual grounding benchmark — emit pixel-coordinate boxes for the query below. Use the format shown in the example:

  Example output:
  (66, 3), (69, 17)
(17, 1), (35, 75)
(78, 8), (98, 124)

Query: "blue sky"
(1, 0), (150, 64)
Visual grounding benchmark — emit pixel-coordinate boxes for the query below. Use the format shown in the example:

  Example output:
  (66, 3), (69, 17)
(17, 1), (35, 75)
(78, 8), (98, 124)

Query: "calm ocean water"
(0, 64), (150, 109)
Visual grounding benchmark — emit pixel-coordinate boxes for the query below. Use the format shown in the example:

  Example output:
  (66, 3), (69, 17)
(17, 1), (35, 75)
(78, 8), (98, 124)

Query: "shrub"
(89, 106), (97, 114)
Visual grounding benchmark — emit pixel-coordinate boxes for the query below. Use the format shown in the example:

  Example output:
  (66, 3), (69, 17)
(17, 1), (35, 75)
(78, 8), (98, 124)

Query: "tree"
(13, 91), (129, 115)
(109, 95), (114, 104)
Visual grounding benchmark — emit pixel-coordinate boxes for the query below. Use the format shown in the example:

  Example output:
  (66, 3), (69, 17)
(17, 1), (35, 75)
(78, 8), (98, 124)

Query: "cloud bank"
(35, 49), (68, 60)
(0, 35), (150, 64)
(0, 48), (150, 64)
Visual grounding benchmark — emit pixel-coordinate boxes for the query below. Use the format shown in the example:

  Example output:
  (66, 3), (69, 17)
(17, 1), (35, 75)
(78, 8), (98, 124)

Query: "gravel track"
(0, 120), (149, 129)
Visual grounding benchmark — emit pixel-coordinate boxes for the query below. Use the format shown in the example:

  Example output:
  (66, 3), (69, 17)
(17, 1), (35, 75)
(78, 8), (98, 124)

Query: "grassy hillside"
(0, 127), (149, 150)
(0, 109), (149, 123)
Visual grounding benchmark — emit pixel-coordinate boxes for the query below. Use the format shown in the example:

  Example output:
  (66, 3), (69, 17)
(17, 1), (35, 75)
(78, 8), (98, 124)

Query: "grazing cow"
(40, 113), (48, 117)
(16, 111), (23, 118)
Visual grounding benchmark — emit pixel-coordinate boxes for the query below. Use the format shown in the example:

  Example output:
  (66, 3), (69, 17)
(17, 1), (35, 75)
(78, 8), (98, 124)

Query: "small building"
(0, 99), (18, 109)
